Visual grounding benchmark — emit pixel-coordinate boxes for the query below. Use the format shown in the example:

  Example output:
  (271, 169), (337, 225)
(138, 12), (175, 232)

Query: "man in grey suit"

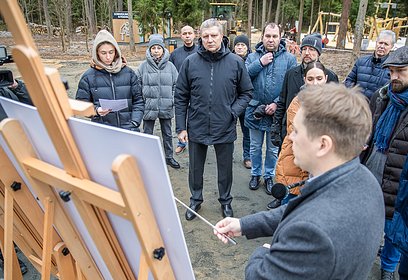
(214, 83), (385, 279)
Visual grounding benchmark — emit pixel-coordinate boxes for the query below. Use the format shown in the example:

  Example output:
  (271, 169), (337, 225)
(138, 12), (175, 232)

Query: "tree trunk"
(267, 0), (273, 23)
(297, 0), (304, 43)
(128, 0), (135, 52)
(261, 0), (267, 30)
(336, 0), (352, 49)
(309, 0), (314, 34)
(117, 0), (123, 11)
(65, 0), (72, 46)
(352, 0), (368, 58)
(84, 0), (97, 35)
(274, 0), (281, 23)
(37, 0), (43, 24)
(108, 0), (114, 31)
(248, 0), (253, 45)
(43, 0), (52, 38)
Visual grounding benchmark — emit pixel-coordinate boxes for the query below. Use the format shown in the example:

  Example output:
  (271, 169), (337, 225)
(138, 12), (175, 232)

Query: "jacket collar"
(197, 36), (230, 61)
(281, 157), (361, 220)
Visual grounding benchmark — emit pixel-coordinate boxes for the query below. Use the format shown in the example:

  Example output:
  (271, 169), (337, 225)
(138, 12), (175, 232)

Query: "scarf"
(373, 84), (408, 153)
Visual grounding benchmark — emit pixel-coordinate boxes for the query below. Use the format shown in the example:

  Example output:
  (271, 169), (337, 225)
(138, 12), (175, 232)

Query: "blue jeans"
(400, 254), (408, 280)
(381, 219), (401, 272)
(249, 129), (278, 179)
(239, 113), (250, 160)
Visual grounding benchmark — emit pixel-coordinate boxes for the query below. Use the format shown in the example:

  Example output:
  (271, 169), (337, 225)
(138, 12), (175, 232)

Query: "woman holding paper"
(76, 30), (144, 131)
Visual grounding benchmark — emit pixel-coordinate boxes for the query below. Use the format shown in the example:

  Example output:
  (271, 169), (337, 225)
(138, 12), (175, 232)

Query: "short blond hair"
(298, 83), (372, 160)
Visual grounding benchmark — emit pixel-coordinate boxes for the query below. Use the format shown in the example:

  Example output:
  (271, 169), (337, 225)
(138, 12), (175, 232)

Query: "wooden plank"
(138, 253), (149, 280)
(41, 197), (54, 280)
(4, 183), (15, 279)
(0, 119), (102, 279)
(0, 226), (23, 280)
(112, 155), (176, 280)
(53, 242), (77, 280)
(23, 158), (127, 218)
(68, 99), (95, 117)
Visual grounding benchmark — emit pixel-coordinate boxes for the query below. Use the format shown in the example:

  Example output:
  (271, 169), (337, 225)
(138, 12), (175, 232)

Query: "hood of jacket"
(197, 36), (230, 61)
(91, 30), (124, 73)
(145, 47), (171, 69)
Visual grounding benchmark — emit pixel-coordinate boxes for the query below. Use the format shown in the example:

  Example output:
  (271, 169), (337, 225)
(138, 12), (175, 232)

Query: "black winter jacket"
(361, 85), (408, 219)
(76, 66), (144, 130)
(175, 38), (253, 145)
(274, 64), (338, 137)
(344, 54), (390, 99)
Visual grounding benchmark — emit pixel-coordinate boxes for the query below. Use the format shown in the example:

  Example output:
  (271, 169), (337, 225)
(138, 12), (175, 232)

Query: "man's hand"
(260, 52), (274, 66)
(214, 217), (242, 244)
(96, 107), (112, 116)
(178, 130), (188, 143)
(265, 103), (277, 115)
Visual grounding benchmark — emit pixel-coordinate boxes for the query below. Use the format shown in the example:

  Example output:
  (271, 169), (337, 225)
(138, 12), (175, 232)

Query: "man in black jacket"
(362, 46), (408, 280)
(273, 33), (338, 144)
(175, 18), (253, 220)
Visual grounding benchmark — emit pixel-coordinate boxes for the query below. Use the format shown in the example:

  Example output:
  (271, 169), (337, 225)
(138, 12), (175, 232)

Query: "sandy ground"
(0, 34), (399, 279)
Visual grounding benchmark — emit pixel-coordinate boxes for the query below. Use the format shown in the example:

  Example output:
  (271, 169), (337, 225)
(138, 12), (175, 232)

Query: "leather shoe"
(267, 198), (281, 210)
(265, 178), (273, 195)
(185, 203), (201, 221)
(249, 176), (261, 190)
(221, 204), (233, 218)
(166, 158), (180, 169)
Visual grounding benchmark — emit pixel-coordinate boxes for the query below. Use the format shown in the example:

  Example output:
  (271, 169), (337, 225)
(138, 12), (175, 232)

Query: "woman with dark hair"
(268, 61), (329, 209)
(76, 30), (144, 131)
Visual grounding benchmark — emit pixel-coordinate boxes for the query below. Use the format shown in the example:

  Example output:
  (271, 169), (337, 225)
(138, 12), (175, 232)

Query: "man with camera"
(244, 22), (296, 194)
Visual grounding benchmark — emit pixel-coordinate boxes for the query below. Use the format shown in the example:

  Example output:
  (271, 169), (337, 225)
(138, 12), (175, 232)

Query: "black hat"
(301, 33), (322, 55)
(383, 46), (408, 68)
(234, 35), (250, 49)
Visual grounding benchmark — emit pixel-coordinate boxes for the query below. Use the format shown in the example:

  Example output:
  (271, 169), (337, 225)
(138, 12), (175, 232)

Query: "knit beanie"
(234, 35), (250, 49)
(301, 33), (322, 55)
(148, 34), (165, 50)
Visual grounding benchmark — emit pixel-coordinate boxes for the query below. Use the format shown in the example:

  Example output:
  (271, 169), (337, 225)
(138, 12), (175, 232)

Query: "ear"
(316, 135), (334, 158)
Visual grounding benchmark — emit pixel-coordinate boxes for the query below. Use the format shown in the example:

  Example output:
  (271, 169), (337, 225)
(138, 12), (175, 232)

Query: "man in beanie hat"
(170, 25), (198, 155)
(268, 33), (338, 208)
(345, 30), (396, 99)
(137, 34), (180, 169)
(232, 34), (252, 169)
(76, 30), (144, 131)
(361, 46), (408, 280)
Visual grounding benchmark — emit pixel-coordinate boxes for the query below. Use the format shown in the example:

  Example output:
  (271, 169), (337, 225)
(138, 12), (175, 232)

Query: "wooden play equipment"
(0, 0), (191, 279)
(310, 11), (352, 43)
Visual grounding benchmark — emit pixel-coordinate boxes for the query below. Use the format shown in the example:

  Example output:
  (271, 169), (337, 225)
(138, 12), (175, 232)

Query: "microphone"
(271, 180), (307, 200)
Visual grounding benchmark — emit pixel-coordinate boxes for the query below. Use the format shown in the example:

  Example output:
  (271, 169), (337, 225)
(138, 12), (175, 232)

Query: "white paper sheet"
(99, 98), (128, 111)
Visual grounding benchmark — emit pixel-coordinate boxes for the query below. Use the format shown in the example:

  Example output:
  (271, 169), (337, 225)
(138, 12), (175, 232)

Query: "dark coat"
(0, 80), (32, 121)
(274, 64), (339, 137)
(361, 85), (408, 219)
(241, 158), (384, 280)
(175, 37), (253, 145)
(344, 54), (390, 99)
(76, 66), (144, 130)
(169, 44), (198, 71)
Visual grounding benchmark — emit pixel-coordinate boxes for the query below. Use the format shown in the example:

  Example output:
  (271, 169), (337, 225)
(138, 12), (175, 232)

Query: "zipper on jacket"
(110, 73), (120, 127)
(209, 63), (213, 136)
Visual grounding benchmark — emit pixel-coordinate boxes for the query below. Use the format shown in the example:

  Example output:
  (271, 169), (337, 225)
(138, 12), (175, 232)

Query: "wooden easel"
(0, 0), (177, 279)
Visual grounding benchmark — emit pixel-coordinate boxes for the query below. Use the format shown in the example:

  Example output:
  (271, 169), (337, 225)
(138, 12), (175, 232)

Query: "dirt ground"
(0, 33), (394, 279)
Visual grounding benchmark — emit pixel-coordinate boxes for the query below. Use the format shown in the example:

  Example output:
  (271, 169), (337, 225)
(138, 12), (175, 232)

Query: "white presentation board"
(0, 97), (195, 280)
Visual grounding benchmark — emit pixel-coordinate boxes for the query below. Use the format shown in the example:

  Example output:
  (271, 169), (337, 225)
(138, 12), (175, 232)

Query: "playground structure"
(310, 11), (352, 44)
(365, 16), (408, 41)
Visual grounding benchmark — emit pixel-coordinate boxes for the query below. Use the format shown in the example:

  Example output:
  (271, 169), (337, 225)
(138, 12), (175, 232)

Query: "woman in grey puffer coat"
(137, 34), (180, 169)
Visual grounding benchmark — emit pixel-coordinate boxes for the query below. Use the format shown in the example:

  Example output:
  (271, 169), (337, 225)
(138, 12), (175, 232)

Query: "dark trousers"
(238, 113), (250, 160)
(400, 253), (408, 280)
(188, 141), (234, 205)
(143, 118), (173, 159)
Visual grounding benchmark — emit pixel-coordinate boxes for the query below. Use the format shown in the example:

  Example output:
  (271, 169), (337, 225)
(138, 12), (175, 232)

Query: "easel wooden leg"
(4, 185), (15, 279)
(53, 242), (76, 280)
(138, 253), (149, 280)
(41, 197), (54, 279)
(0, 226), (22, 280)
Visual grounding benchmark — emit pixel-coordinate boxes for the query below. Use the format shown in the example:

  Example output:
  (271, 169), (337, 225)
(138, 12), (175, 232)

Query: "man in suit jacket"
(214, 83), (384, 280)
